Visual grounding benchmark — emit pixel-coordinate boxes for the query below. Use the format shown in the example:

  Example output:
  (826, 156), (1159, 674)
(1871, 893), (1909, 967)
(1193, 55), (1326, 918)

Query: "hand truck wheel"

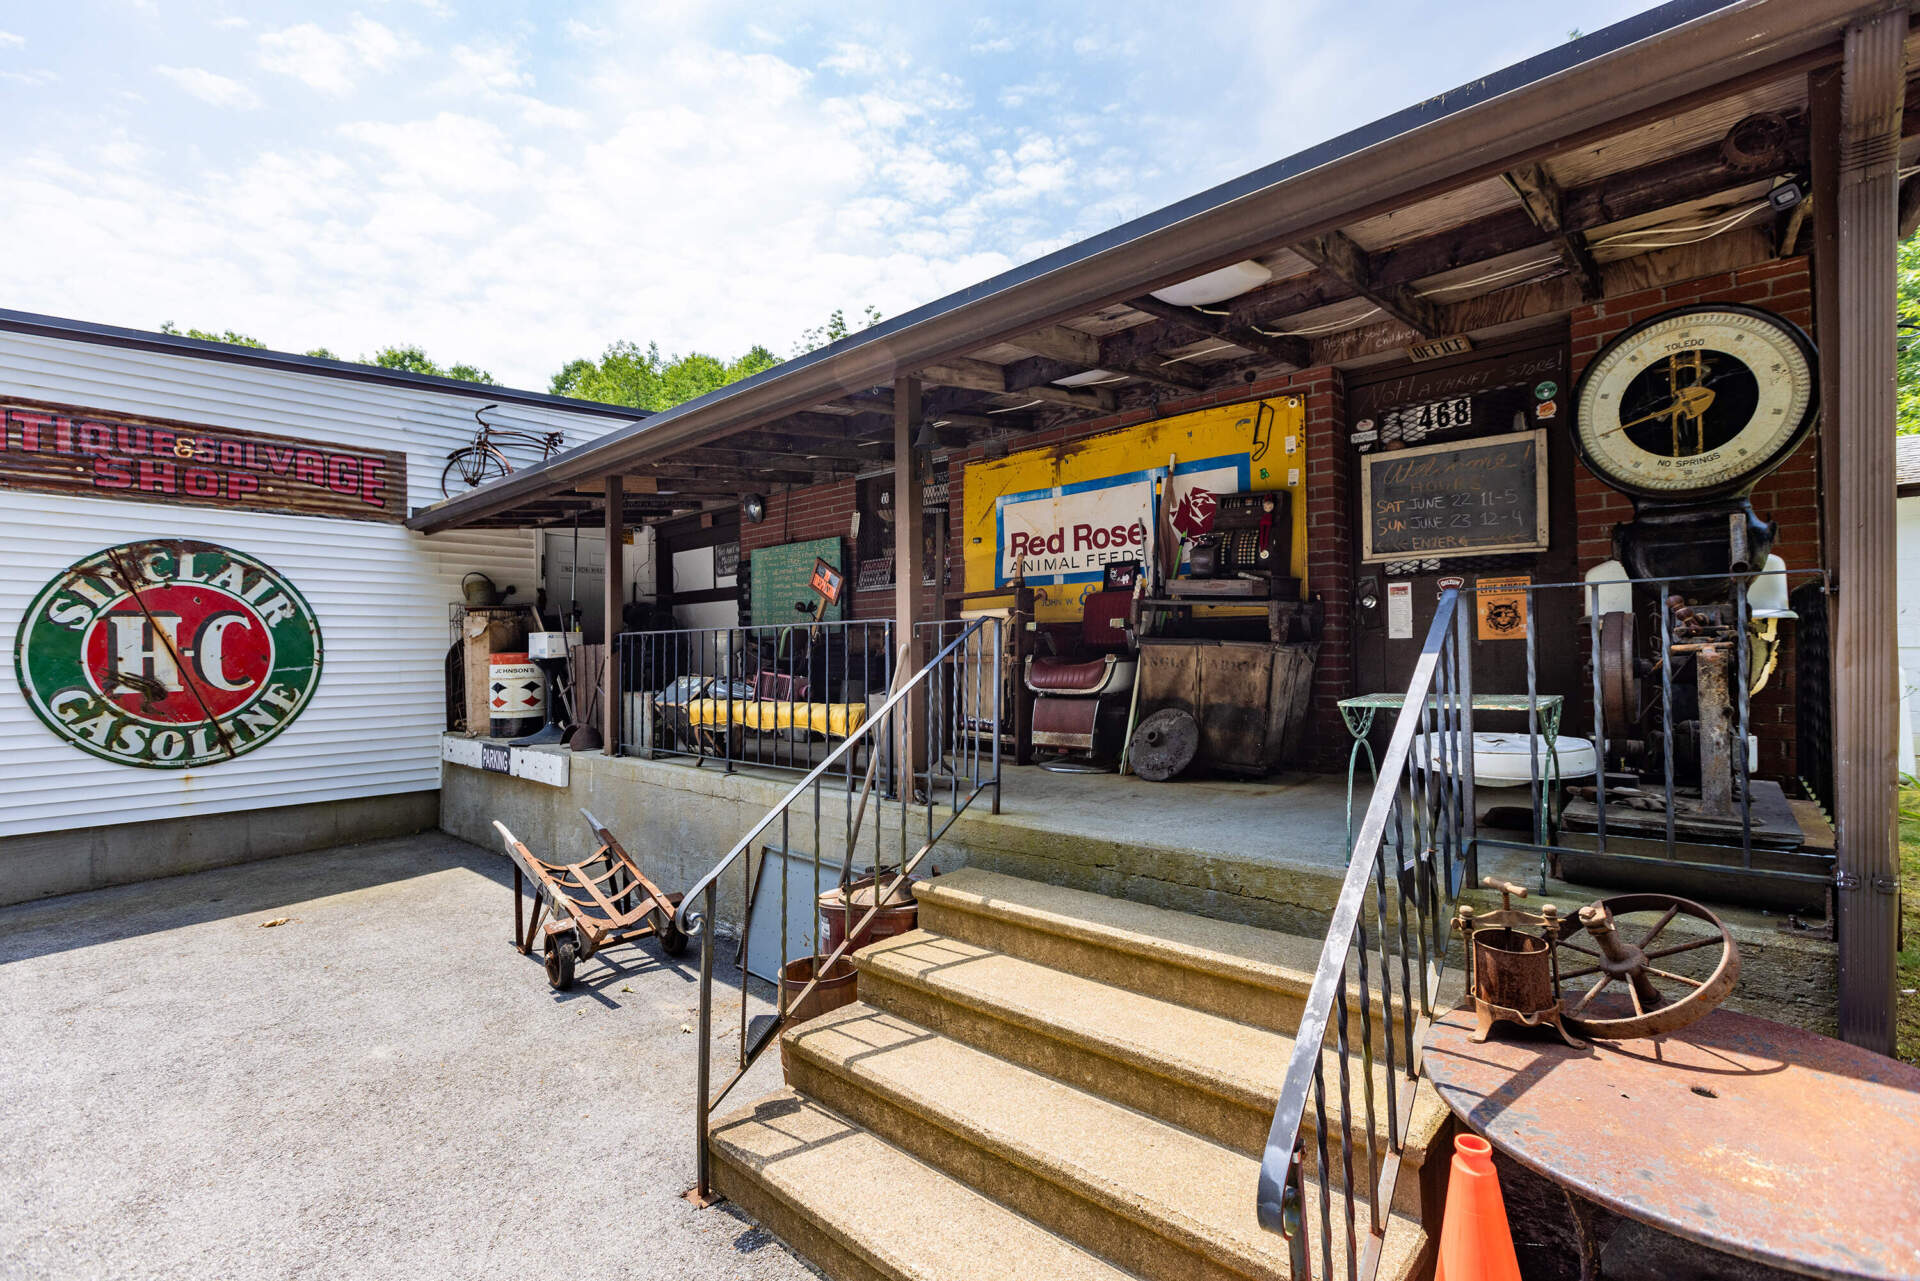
(544, 932), (578, 990)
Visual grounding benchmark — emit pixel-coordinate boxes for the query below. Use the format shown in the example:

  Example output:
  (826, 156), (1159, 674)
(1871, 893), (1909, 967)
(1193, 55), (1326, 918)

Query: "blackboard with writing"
(750, 537), (845, 624)
(1361, 430), (1548, 561)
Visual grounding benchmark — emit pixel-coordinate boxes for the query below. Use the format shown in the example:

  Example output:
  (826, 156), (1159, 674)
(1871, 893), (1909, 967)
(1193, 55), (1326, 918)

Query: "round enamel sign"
(14, 540), (323, 768)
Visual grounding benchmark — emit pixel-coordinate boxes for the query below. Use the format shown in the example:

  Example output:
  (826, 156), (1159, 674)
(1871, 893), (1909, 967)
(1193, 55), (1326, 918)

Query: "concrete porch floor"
(0, 833), (813, 1281)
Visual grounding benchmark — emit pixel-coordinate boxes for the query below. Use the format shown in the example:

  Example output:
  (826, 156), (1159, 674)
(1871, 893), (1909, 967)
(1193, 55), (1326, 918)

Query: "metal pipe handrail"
(673, 615), (993, 939)
(1255, 587), (1471, 1277)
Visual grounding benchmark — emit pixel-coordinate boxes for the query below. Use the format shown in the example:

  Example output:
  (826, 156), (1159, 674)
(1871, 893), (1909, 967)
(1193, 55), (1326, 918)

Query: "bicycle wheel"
(441, 447), (510, 496)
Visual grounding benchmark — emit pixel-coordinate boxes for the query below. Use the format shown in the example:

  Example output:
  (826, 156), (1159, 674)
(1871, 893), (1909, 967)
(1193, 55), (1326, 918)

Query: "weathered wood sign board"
(1360, 430), (1548, 561)
(0, 398), (408, 522)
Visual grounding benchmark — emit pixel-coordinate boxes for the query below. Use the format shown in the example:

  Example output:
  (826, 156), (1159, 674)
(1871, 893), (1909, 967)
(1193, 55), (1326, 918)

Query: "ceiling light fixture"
(1150, 260), (1272, 307)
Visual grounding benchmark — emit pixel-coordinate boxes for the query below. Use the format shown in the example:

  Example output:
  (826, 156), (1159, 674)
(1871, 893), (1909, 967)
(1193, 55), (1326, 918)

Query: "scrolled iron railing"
(1256, 587), (1475, 1280)
(672, 616), (1002, 1203)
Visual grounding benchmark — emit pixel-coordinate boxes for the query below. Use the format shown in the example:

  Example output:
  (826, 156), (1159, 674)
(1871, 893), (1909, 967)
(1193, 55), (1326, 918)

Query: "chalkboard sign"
(750, 537), (845, 624)
(1360, 430), (1548, 562)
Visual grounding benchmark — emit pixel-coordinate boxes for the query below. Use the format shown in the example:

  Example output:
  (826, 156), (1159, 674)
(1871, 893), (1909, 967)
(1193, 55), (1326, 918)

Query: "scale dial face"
(1573, 304), (1817, 501)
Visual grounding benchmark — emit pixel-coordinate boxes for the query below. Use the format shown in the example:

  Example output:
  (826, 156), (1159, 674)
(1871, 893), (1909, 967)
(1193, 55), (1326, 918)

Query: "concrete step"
(709, 1089), (1145, 1281)
(855, 928), (1415, 1175)
(914, 866), (1402, 1043)
(783, 1002), (1422, 1281)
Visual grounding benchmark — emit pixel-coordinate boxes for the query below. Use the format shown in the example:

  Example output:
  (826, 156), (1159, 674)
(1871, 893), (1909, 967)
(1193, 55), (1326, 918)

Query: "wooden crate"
(1134, 638), (1319, 776)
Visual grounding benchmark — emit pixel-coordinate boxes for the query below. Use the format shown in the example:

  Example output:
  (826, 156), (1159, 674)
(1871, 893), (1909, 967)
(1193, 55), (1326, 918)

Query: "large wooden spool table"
(1423, 1002), (1920, 1279)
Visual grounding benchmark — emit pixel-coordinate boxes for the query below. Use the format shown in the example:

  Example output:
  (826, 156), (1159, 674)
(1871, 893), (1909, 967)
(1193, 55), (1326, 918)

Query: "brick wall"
(1568, 255), (1818, 778)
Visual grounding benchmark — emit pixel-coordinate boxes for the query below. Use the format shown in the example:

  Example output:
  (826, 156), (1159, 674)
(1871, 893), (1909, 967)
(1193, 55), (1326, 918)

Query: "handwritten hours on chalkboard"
(1361, 431), (1548, 561)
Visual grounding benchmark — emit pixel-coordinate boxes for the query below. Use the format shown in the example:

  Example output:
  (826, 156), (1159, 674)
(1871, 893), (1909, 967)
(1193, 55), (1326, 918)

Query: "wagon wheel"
(544, 932), (578, 990)
(1554, 893), (1738, 1039)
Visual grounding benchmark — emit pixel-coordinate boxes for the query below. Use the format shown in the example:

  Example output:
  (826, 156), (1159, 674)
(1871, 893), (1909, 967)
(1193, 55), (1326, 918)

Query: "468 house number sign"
(14, 541), (323, 768)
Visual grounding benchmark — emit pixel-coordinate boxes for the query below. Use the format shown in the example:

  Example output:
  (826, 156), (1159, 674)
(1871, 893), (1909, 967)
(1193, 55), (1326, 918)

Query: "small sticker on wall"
(1287, 467), (1300, 487)
(1386, 581), (1414, 639)
(1535, 399), (1559, 420)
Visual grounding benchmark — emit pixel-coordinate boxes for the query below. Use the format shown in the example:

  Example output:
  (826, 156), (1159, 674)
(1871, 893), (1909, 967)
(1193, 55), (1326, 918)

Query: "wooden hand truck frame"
(493, 808), (687, 990)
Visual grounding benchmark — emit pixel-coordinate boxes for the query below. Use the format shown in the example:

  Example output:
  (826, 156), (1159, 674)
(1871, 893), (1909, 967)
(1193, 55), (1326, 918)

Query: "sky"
(1, 1), (1670, 391)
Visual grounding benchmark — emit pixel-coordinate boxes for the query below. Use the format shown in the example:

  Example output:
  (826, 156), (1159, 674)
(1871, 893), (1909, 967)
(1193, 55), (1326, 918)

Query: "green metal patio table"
(1336, 692), (1565, 857)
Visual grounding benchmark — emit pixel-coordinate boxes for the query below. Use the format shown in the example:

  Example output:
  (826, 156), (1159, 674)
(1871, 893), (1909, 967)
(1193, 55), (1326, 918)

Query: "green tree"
(549, 340), (779, 410)
(794, 304), (883, 355)
(1899, 229), (1920, 433)
(304, 346), (339, 360)
(364, 344), (496, 385)
(160, 321), (265, 348)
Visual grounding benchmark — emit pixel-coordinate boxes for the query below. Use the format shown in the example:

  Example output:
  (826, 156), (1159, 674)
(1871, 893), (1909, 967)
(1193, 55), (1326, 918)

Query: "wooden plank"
(1123, 294), (1311, 367)
(1503, 161), (1605, 300)
(1004, 325), (1100, 365)
(603, 475), (622, 753)
(1292, 229), (1442, 337)
(0, 396), (409, 523)
(1826, 12), (1906, 1054)
(894, 376), (928, 796)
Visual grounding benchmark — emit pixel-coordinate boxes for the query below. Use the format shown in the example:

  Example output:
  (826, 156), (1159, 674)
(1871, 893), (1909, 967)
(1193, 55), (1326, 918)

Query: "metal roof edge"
(409, 0), (1861, 533)
(0, 308), (651, 422)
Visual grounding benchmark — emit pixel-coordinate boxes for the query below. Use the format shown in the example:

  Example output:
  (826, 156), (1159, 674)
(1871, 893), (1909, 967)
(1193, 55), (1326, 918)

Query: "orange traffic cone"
(1434, 1133), (1520, 1281)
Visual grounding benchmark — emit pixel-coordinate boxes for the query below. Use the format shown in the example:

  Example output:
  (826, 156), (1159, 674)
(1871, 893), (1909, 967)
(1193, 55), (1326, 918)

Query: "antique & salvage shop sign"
(14, 541), (324, 768)
(0, 399), (407, 522)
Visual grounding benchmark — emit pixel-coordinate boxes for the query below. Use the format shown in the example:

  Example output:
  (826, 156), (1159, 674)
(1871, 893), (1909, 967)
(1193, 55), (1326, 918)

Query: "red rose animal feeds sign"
(14, 541), (324, 769)
(0, 399), (407, 522)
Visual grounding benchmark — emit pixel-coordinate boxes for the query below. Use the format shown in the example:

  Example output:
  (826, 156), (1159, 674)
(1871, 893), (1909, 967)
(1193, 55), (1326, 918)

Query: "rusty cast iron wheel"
(1555, 892), (1738, 1039)
(1598, 611), (1638, 732)
(545, 933), (578, 990)
(1130, 707), (1200, 782)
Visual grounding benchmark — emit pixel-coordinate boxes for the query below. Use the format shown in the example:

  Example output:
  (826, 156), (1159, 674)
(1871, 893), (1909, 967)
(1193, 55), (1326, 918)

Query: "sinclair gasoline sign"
(14, 540), (324, 768)
(0, 399), (407, 522)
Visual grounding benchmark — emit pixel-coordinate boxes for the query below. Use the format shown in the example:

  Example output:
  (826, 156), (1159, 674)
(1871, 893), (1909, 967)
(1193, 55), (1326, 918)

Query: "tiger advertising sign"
(13, 540), (323, 768)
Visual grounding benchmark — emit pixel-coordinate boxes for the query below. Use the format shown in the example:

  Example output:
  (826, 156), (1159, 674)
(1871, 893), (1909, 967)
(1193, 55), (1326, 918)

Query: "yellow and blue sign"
(963, 397), (1308, 622)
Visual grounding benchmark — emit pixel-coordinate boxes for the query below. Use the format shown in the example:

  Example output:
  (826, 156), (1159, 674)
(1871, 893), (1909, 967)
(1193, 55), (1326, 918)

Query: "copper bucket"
(781, 955), (858, 1025)
(818, 871), (920, 955)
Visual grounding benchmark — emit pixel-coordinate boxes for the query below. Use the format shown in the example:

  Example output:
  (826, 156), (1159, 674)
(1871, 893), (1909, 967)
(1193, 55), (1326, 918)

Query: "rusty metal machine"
(1458, 881), (1740, 1043)
(1456, 878), (1581, 1046)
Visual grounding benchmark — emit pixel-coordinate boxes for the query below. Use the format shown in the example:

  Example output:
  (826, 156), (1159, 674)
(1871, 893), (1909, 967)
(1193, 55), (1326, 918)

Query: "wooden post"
(603, 474), (623, 756)
(1825, 10), (1905, 1054)
(893, 375), (928, 796)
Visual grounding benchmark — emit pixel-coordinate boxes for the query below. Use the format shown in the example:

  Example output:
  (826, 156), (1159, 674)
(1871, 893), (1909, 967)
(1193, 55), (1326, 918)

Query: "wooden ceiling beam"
(1123, 294), (1311, 367)
(1503, 161), (1604, 301)
(922, 356), (1116, 414)
(1292, 229), (1442, 337)
(1094, 326), (1212, 391)
(1003, 325), (1101, 366)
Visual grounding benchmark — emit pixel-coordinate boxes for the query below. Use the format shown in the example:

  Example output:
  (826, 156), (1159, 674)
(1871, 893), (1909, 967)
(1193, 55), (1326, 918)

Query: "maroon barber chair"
(1024, 590), (1136, 772)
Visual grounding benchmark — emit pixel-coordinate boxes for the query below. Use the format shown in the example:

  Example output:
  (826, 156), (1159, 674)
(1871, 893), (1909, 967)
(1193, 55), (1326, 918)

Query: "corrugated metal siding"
(0, 333), (631, 837)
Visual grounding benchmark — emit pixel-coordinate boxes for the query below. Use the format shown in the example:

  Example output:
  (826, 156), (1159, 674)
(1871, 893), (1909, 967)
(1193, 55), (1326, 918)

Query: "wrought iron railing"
(1256, 587), (1475, 1279)
(672, 616), (1003, 1203)
(615, 618), (894, 774)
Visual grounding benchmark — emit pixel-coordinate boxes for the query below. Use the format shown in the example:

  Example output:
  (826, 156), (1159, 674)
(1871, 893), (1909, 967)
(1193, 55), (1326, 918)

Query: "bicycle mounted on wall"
(441, 403), (567, 496)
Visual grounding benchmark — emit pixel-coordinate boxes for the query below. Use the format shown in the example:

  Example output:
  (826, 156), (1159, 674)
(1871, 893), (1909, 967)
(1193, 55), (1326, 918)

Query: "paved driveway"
(0, 833), (811, 1280)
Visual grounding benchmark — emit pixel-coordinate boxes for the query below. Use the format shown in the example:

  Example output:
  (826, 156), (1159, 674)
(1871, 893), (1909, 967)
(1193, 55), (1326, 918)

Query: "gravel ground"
(0, 832), (815, 1281)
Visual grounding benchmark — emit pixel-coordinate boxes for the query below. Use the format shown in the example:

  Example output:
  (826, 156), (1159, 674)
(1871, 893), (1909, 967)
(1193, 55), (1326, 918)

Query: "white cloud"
(155, 65), (262, 110)
(256, 16), (419, 95)
(447, 39), (530, 92)
(0, 68), (58, 87)
(0, 29), (24, 48)
(212, 16), (248, 31)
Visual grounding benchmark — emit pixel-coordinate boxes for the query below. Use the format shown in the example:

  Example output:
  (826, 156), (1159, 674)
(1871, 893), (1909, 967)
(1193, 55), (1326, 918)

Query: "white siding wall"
(0, 331), (633, 837)
(1898, 496), (1920, 771)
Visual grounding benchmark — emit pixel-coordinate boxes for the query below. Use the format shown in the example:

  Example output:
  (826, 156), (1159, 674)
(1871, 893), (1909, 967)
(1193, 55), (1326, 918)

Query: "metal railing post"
(695, 879), (715, 1201)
